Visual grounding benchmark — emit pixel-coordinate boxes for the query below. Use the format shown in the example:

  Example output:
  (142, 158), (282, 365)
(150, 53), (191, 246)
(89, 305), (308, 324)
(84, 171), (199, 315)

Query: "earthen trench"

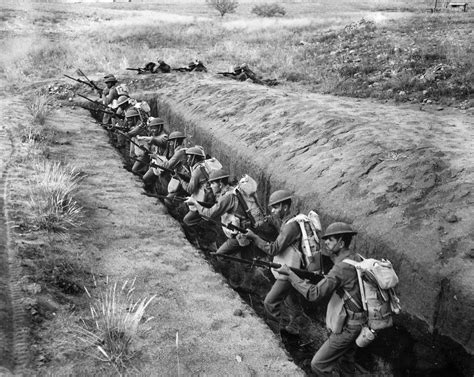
(89, 96), (471, 377)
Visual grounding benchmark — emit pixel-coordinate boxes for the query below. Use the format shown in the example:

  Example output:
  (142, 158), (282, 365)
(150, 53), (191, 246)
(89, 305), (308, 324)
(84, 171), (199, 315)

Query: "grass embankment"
(7, 91), (153, 373)
(0, 1), (472, 107)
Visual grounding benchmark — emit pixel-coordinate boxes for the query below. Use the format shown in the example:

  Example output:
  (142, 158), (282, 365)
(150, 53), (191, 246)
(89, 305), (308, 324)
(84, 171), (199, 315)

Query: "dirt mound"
(131, 73), (474, 357)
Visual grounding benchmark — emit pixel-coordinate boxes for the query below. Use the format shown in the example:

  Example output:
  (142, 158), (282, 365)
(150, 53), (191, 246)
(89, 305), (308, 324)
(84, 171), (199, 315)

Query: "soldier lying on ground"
(218, 63), (279, 86)
(172, 59), (207, 72)
(127, 59), (171, 74)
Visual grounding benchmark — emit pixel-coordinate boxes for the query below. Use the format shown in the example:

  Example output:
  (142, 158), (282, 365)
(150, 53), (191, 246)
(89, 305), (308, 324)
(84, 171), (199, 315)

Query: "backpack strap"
(343, 258), (368, 311)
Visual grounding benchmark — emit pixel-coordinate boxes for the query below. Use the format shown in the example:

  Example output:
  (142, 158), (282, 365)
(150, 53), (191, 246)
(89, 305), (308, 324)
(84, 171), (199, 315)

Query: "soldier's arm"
(197, 194), (235, 219)
(287, 267), (340, 302)
(161, 149), (185, 170)
(249, 221), (300, 257)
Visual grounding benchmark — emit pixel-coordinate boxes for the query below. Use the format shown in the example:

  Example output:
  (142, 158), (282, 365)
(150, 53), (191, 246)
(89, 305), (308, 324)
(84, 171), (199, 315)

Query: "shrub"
(27, 94), (52, 126)
(75, 278), (156, 371)
(206, 0), (238, 18)
(251, 3), (286, 17)
(27, 160), (83, 232)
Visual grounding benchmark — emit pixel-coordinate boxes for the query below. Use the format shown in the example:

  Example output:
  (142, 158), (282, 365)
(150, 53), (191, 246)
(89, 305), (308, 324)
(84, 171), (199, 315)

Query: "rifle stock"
(210, 253), (323, 282)
(200, 214), (247, 234)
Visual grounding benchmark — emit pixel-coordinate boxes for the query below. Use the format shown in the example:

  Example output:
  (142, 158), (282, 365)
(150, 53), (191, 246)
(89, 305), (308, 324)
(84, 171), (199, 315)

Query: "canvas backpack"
(233, 174), (265, 228)
(343, 255), (401, 331)
(287, 211), (323, 270)
(116, 83), (130, 97)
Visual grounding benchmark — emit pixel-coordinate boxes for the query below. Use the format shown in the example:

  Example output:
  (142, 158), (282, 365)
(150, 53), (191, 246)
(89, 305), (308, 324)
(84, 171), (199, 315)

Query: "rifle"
(210, 253), (323, 283)
(76, 69), (103, 93)
(171, 67), (191, 72)
(64, 74), (98, 90)
(85, 106), (124, 120)
(200, 214), (248, 234)
(141, 192), (214, 208)
(126, 67), (147, 74)
(217, 72), (235, 76)
(76, 93), (109, 109)
(147, 160), (191, 183)
(116, 131), (151, 153)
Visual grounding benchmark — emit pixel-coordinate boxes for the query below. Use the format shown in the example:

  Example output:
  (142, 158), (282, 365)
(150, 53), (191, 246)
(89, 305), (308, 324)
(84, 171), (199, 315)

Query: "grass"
(27, 160), (83, 232)
(75, 278), (156, 372)
(1, 1), (471, 106)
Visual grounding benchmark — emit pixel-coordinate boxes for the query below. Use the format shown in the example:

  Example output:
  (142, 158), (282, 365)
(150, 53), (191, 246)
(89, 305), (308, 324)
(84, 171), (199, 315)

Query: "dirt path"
(2, 94), (303, 376)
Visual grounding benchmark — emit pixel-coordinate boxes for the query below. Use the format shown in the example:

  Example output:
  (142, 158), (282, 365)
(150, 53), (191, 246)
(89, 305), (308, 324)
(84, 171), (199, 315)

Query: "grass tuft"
(27, 160), (83, 232)
(27, 94), (53, 125)
(75, 278), (156, 372)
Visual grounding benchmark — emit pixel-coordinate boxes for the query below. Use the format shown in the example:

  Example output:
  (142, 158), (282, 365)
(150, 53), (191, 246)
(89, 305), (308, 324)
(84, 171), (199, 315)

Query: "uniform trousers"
(311, 322), (363, 376)
(264, 278), (302, 324)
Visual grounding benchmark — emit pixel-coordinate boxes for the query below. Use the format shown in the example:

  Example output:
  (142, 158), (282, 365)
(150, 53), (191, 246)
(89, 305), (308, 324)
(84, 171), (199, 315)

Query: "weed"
(27, 94), (53, 126)
(27, 160), (83, 232)
(75, 278), (156, 372)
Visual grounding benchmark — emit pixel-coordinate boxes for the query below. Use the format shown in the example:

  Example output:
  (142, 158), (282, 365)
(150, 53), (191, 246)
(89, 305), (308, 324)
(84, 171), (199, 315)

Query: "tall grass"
(76, 278), (156, 372)
(27, 94), (53, 126)
(27, 160), (83, 232)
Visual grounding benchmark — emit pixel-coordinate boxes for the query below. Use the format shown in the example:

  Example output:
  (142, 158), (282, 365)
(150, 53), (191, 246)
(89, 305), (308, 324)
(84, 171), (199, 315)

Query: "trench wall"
(134, 75), (473, 369)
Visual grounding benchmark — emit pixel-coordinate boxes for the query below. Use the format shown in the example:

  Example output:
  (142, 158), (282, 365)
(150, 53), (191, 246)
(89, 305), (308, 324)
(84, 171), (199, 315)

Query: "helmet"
(268, 190), (292, 206)
(208, 168), (229, 183)
(168, 131), (186, 141)
(185, 146), (206, 158)
(322, 222), (357, 240)
(148, 117), (164, 128)
(125, 108), (140, 118)
(117, 95), (130, 106)
(104, 75), (117, 83)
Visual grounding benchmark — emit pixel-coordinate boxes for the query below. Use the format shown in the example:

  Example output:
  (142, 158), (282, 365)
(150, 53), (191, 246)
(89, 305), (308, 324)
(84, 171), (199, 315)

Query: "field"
(0, 1), (473, 376)
(0, 0), (473, 106)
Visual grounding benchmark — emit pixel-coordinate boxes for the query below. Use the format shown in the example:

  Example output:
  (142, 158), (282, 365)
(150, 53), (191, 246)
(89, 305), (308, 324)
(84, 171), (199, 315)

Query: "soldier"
(143, 59), (171, 73)
(100, 75), (120, 124)
(277, 222), (365, 376)
(243, 190), (305, 335)
(180, 146), (212, 224)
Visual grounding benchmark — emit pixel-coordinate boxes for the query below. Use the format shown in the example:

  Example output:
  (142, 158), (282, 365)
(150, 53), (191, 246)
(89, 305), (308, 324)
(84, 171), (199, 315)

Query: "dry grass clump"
(27, 94), (53, 126)
(27, 160), (83, 232)
(75, 278), (156, 372)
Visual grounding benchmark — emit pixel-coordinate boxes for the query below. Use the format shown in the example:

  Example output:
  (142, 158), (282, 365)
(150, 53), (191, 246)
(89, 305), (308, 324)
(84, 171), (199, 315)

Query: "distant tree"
(206, 0), (239, 18)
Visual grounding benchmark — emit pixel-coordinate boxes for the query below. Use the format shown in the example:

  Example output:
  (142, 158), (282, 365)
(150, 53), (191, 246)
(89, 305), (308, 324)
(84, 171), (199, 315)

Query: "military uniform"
(287, 250), (365, 376)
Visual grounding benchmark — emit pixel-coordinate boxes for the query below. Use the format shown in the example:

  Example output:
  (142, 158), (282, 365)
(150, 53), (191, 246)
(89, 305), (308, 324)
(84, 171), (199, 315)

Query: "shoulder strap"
(343, 258), (368, 311)
(234, 188), (256, 226)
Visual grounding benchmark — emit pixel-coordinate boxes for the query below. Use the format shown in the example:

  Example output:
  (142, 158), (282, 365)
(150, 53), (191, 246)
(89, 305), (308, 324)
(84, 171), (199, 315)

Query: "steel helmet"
(185, 146), (206, 158)
(208, 168), (229, 183)
(149, 117), (164, 127)
(104, 75), (117, 83)
(322, 222), (357, 239)
(168, 131), (186, 141)
(125, 107), (140, 118)
(268, 190), (292, 207)
(116, 95), (130, 106)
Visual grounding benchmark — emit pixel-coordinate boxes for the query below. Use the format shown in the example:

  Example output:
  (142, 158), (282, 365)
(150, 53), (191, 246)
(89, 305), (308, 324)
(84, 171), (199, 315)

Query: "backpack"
(287, 211), (323, 270)
(233, 175), (266, 228)
(343, 255), (401, 331)
(116, 83), (129, 96)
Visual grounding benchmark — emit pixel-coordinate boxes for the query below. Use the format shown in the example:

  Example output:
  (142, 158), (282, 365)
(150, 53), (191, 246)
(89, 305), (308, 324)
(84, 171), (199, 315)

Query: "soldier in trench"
(242, 190), (306, 335)
(99, 74), (120, 124)
(276, 223), (366, 377)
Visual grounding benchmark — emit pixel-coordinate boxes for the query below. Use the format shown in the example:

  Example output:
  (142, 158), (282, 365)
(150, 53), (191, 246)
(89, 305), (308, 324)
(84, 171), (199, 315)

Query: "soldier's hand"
(277, 264), (290, 276)
(184, 197), (197, 206)
(244, 229), (257, 239)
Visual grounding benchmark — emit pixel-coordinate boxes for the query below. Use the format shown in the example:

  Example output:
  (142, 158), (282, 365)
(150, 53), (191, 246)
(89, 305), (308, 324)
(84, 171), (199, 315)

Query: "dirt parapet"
(134, 74), (473, 361)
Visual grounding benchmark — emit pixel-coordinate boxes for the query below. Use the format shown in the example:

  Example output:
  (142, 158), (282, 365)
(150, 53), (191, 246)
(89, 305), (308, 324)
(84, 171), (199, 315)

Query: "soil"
(0, 94), (302, 376)
(126, 72), (473, 367)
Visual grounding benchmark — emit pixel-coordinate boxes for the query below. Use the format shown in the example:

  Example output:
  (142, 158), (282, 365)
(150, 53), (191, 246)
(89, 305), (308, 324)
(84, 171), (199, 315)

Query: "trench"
(87, 98), (468, 377)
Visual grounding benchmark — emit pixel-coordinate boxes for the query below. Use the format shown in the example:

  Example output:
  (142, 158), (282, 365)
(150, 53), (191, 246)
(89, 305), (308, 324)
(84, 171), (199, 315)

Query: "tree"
(206, 0), (239, 18)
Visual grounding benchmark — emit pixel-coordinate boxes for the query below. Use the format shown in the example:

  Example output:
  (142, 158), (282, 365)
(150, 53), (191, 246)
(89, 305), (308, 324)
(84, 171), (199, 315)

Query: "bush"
(206, 0), (239, 18)
(75, 278), (156, 371)
(251, 3), (286, 17)
(27, 160), (83, 232)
